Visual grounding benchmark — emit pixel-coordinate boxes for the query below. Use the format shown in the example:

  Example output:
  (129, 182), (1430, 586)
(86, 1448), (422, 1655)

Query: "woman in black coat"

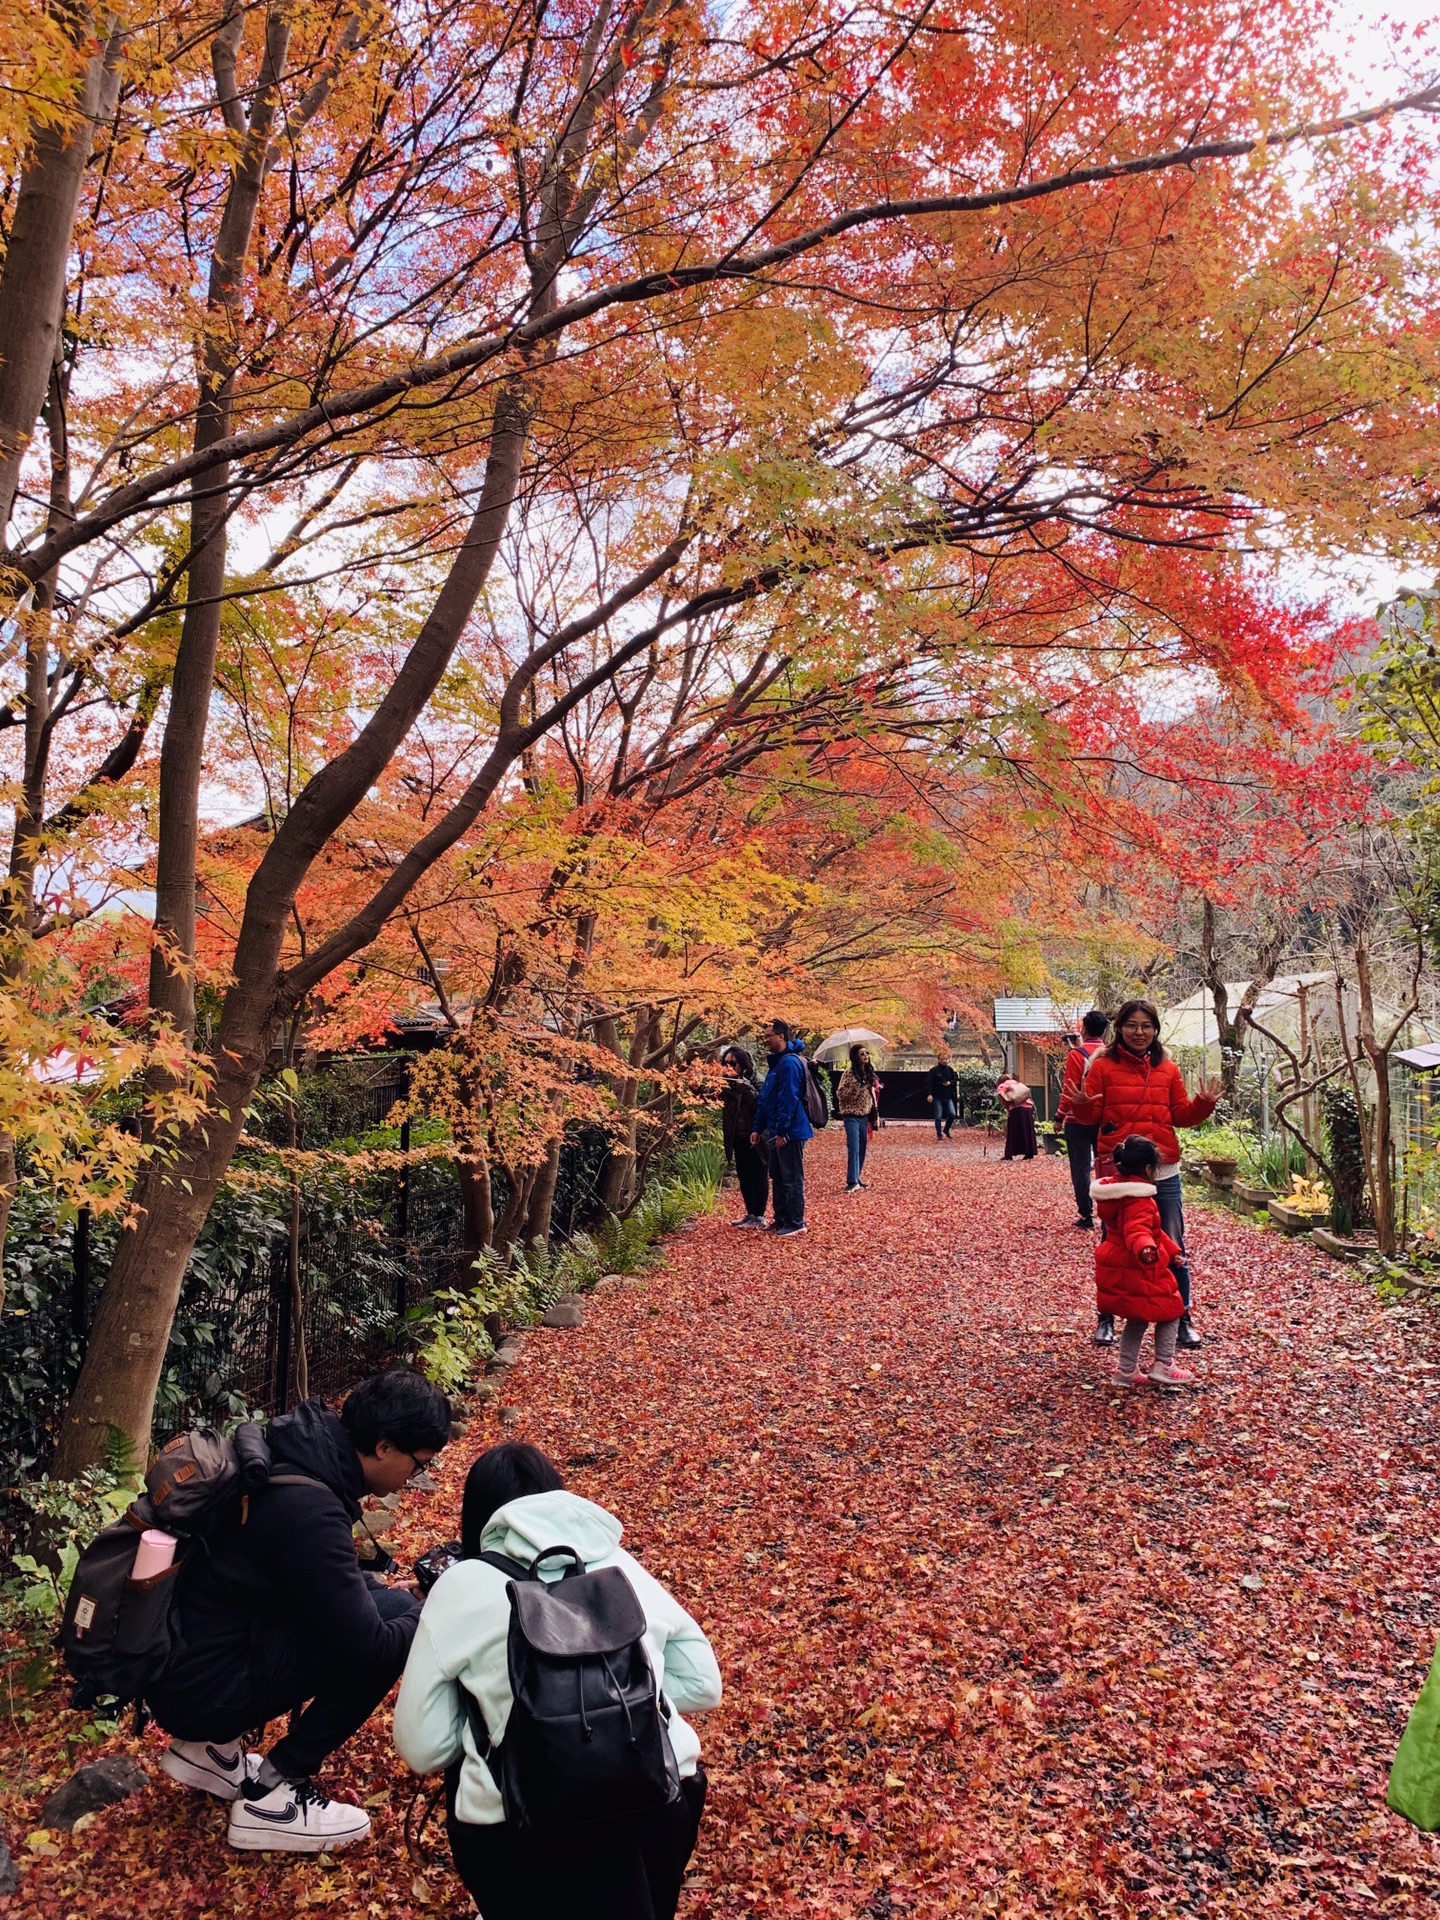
(721, 1047), (768, 1226)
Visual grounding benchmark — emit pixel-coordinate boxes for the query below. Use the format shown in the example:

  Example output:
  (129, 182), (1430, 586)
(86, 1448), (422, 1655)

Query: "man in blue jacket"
(750, 1019), (814, 1236)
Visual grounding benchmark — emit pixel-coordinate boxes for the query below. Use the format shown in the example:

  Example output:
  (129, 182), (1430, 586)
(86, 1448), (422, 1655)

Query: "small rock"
(555, 1293), (586, 1309)
(41, 1757), (150, 1832)
(0, 1837), (18, 1893)
(471, 1381), (499, 1404)
(600, 1274), (627, 1286)
(488, 1346), (521, 1370)
(408, 1470), (439, 1492)
(541, 1303), (584, 1330)
(498, 1405), (522, 1425)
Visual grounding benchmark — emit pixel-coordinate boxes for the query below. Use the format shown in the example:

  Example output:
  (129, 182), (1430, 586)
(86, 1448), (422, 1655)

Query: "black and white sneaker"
(162, 1737), (262, 1800)
(775, 1224), (808, 1237)
(228, 1775), (371, 1853)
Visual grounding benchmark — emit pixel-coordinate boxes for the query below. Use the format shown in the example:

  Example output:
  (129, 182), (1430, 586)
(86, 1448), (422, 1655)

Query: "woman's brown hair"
(1107, 997), (1166, 1067)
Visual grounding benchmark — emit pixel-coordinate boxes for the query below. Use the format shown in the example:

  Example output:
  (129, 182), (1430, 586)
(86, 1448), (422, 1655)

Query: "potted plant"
(1191, 1121), (1252, 1189)
(1039, 1122), (1068, 1157)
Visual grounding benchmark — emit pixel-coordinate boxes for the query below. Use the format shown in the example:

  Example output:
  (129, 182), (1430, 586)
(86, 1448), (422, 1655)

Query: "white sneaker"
(227, 1776), (371, 1853)
(161, 1737), (262, 1800)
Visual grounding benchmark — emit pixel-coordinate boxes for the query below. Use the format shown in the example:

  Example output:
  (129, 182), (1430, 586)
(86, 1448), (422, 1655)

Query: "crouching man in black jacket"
(147, 1369), (450, 1854)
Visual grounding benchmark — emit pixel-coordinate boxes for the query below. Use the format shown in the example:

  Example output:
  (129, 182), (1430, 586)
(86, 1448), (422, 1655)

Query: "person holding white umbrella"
(834, 1043), (881, 1192)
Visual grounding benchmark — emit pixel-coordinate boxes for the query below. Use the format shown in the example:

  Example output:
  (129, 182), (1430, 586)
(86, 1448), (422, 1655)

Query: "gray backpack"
(58, 1424), (315, 1709)
(800, 1057), (830, 1130)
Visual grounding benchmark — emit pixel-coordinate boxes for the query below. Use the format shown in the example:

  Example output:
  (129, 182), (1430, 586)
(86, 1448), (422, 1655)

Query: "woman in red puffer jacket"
(1068, 997), (1218, 1351)
(1093, 1135), (1193, 1389)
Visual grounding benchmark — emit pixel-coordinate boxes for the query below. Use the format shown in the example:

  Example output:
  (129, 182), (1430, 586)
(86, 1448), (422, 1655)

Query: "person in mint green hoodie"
(393, 1444), (722, 1920)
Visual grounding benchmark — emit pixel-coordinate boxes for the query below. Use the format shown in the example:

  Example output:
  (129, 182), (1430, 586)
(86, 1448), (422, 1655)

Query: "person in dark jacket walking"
(926, 1059), (959, 1138)
(721, 1046), (768, 1226)
(147, 1370), (451, 1853)
(1060, 1010), (1109, 1228)
(751, 1020), (814, 1236)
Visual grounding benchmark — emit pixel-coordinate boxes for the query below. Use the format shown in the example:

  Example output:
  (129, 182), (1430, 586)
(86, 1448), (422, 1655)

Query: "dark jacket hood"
(266, 1398), (365, 1520)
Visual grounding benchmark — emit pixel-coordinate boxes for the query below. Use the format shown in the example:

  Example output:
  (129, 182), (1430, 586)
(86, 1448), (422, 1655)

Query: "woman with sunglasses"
(1067, 997), (1218, 1350)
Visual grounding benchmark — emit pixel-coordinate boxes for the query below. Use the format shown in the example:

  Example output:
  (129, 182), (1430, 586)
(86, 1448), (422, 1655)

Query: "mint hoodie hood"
(481, 1488), (622, 1572)
(393, 1489), (722, 1826)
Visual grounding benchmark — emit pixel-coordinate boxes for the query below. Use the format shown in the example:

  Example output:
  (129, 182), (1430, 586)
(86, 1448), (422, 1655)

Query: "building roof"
(993, 997), (1068, 1034)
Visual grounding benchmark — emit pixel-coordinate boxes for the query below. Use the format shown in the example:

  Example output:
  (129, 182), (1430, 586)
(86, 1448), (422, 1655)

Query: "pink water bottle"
(131, 1529), (178, 1581)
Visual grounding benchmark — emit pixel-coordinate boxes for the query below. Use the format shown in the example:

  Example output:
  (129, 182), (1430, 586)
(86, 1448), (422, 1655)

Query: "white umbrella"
(814, 1026), (889, 1062)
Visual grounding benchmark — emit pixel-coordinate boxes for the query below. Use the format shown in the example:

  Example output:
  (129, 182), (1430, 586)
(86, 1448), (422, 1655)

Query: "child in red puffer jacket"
(1093, 1134), (1193, 1389)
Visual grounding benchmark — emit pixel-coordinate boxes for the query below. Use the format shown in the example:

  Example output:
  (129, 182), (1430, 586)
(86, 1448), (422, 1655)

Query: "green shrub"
(1190, 1119), (1254, 1162)
(5, 1467), (135, 1626)
(955, 1064), (998, 1111)
(409, 1158), (722, 1395)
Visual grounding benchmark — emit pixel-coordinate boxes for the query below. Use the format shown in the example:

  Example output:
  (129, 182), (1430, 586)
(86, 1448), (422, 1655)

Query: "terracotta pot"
(1204, 1157), (1239, 1187)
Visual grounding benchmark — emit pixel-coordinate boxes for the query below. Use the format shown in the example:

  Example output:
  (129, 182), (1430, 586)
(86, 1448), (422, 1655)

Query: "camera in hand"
(414, 1540), (463, 1595)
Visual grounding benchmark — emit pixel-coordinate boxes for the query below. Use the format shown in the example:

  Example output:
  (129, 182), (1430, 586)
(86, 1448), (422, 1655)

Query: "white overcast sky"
(1266, 2), (1440, 613)
(1329, 0), (1438, 79)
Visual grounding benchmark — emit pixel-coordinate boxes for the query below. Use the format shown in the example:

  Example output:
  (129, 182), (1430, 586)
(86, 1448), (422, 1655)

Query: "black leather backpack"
(460, 1544), (679, 1833)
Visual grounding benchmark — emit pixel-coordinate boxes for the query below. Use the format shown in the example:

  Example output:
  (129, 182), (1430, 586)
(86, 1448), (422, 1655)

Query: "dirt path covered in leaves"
(6, 1126), (1440, 1917)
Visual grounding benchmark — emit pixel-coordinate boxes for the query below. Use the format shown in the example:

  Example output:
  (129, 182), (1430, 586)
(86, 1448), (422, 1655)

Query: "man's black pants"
(149, 1585), (418, 1778)
(1065, 1121), (1099, 1222)
(768, 1137), (806, 1229)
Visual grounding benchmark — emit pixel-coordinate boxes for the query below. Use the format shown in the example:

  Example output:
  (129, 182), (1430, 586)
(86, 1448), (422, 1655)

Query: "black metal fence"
(0, 1120), (611, 1476)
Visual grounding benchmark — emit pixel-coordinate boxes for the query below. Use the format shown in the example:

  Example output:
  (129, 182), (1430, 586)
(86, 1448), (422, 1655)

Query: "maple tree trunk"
(149, 6), (292, 1042)
(595, 1011), (649, 1213)
(1354, 939), (1399, 1257)
(54, 394), (533, 1470)
(0, 1136), (16, 1313)
(523, 1136), (564, 1250)
(459, 1159), (494, 1259)
(0, 12), (121, 532)
(492, 1166), (536, 1252)
(1199, 896), (1289, 1105)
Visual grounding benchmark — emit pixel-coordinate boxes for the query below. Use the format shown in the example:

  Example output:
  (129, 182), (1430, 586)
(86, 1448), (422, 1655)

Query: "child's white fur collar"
(1092, 1179), (1157, 1199)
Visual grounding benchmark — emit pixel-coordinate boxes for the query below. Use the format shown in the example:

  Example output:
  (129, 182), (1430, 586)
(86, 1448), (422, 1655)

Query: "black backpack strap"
(455, 1552), (528, 1763)
(478, 1545), (586, 1581)
(476, 1549), (532, 1580)
(459, 1683), (494, 1761)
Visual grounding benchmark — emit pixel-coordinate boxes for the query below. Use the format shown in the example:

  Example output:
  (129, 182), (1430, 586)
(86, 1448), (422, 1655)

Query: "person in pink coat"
(996, 1074), (1037, 1160)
